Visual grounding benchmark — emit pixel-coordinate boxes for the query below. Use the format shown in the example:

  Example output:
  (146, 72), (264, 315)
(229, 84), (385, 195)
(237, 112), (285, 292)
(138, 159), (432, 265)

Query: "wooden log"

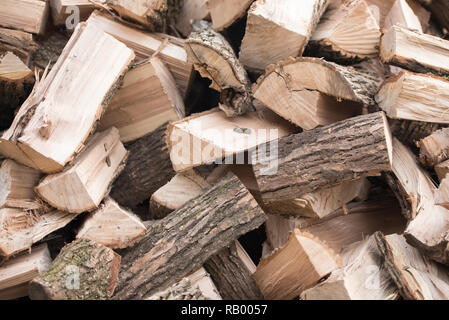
(376, 232), (449, 300)
(252, 57), (382, 130)
(49, 0), (95, 26)
(384, 0), (423, 31)
(301, 235), (399, 300)
(381, 26), (449, 77)
(167, 106), (296, 172)
(185, 267), (221, 300)
(435, 159), (449, 181)
(110, 123), (175, 208)
(31, 31), (69, 71)
(149, 170), (211, 219)
(418, 127), (449, 167)
(87, 10), (193, 98)
(29, 239), (121, 300)
(0, 159), (42, 210)
(203, 241), (263, 300)
(76, 197), (147, 249)
(254, 229), (341, 300)
(207, 0), (254, 31)
(0, 208), (80, 258)
(185, 20), (252, 116)
(435, 177), (449, 209)
(0, 27), (39, 66)
(389, 118), (443, 150)
(175, 0), (209, 37)
(0, 243), (51, 300)
(0, 22), (134, 173)
(376, 71), (449, 124)
(239, 0), (329, 72)
(98, 57), (185, 143)
(252, 112), (393, 204)
(112, 175), (266, 299)
(0, 0), (49, 35)
(35, 128), (128, 214)
(308, 0), (381, 63)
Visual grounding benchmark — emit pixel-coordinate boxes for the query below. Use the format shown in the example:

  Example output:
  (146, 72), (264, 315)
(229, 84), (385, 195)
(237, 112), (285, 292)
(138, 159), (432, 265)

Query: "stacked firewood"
(2, 0), (449, 301)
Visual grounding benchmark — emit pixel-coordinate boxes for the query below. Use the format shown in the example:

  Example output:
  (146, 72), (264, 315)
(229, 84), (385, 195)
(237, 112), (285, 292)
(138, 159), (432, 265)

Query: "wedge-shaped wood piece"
(435, 160), (449, 181)
(185, 21), (252, 116)
(113, 175), (266, 299)
(87, 10), (193, 97)
(175, 0), (209, 37)
(239, 0), (329, 72)
(252, 57), (382, 130)
(309, 0), (381, 62)
(376, 232), (449, 300)
(254, 229), (341, 300)
(376, 71), (449, 124)
(29, 239), (121, 300)
(253, 112), (393, 204)
(0, 22), (134, 173)
(167, 106), (296, 172)
(207, 0), (253, 31)
(0, 159), (42, 210)
(76, 198), (146, 249)
(385, 0), (422, 31)
(36, 128), (128, 214)
(0, 0), (49, 35)
(50, 0), (94, 26)
(0, 243), (51, 300)
(0, 208), (80, 258)
(381, 26), (449, 77)
(98, 57), (185, 143)
(301, 235), (399, 300)
(418, 127), (449, 167)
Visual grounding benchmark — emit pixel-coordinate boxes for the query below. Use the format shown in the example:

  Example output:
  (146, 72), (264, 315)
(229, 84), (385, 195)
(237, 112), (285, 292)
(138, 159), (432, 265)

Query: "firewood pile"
(3, 0), (449, 301)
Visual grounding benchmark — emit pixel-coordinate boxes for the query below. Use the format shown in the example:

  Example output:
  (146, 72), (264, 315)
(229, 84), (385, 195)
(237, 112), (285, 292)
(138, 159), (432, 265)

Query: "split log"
(36, 128), (128, 214)
(49, 0), (95, 26)
(185, 21), (252, 116)
(0, 27), (39, 66)
(175, 0), (209, 37)
(376, 232), (449, 300)
(418, 127), (449, 167)
(0, 159), (42, 210)
(0, 0), (49, 35)
(167, 106), (296, 172)
(252, 112), (393, 204)
(252, 57), (382, 130)
(389, 118), (443, 150)
(253, 229), (341, 300)
(185, 267), (221, 300)
(203, 241), (263, 300)
(87, 10), (193, 97)
(112, 175), (266, 299)
(98, 57), (185, 143)
(301, 235), (399, 300)
(381, 26), (449, 77)
(76, 197), (147, 249)
(29, 239), (121, 300)
(149, 170), (211, 219)
(435, 177), (449, 209)
(384, 0), (422, 31)
(0, 22), (134, 173)
(0, 243), (51, 300)
(207, 0), (254, 31)
(308, 0), (381, 63)
(110, 123), (175, 208)
(0, 208), (80, 258)
(435, 160), (449, 181)
(239, 0), (329, 72)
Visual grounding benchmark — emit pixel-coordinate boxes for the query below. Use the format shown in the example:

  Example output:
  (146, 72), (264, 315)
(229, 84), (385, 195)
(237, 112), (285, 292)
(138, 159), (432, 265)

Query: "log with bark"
(0, 27), (39, 66)
(0, 0), (49, 35)
(207, 0), (254, 31)
(418, 127), (449, 167)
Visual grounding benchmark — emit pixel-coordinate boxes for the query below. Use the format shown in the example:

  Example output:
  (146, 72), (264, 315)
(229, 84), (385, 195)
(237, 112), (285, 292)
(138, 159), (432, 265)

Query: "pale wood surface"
(207, 0), (254, 31)
(418, 127), (449, 167)
(0, 0), (49, 35)
(384, 0), (422, 32)
(176, 0), (209, 36)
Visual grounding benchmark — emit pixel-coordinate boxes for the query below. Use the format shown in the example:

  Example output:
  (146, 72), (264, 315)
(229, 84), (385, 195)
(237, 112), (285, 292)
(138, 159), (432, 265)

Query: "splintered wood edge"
(311, 38), (379, 60)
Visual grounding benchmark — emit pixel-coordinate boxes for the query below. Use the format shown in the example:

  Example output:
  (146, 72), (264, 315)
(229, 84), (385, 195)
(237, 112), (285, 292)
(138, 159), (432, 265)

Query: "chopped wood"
(385, 0), (423, 31)
(185, 20), (252, 116)
(308, 0), (381, 63)
(98, 57), (185, 143)
(389, 118), (443, 149)
(175, 0), (209, 37)
(252, 57), (382, 130)
(203, 241), (263, 300)
(110, 123), (176, 208)
(0, 0), (49, 35)
(0, 159), (41, 210)
(0, 243), (51, 300)
(207, 0), (254, 31)
(35, 128), (128, 214)
(186, 267), (222, 300)
(49, 0), (95, 26)
(435, 159), (449, 181)
(418, 127), (449, 167)
(376, 232), (449, 300)
(381, 26), (449, 77)
(87, 10), (193, 98)
(29, 239), (121, 300)
(76, 197), (147, 249)
(301, 235), (399, 300)
(239, 0), (329, 72)
(435, 176), (449, 209)
(112, 175), (266, 299)
(0, 27), (39, 65)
